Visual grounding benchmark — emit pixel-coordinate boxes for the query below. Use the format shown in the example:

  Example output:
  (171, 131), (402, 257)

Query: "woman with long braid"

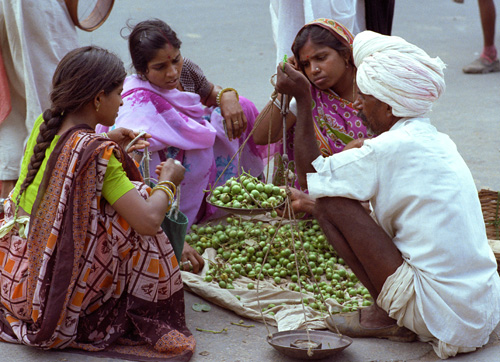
(0, 46), (195, 361)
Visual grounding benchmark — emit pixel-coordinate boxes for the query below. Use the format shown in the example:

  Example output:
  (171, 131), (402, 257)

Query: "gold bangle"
(153, 185), (174, 200)
(216, 87), (239, 106)
(152, 185), (174, 211)
(157, 180), (177, 196)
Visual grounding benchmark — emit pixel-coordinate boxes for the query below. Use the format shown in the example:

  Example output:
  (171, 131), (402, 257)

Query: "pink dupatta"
(101, 75), (216, 229)
(99, 75), (264, 228)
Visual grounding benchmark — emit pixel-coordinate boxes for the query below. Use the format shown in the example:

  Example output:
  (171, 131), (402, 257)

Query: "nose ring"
(315, 67), (320, 71)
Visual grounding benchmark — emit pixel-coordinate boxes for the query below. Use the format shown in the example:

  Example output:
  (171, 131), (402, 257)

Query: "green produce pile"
(207, 174), (286, 211)
(186, 216), (373, 314)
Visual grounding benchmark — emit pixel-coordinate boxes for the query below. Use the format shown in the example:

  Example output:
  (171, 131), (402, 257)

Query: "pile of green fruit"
(185, 217), (372, 314)
(208, 174), (286, 210)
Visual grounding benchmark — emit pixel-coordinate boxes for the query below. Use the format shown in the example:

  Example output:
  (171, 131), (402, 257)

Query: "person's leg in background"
(364, 0), (395, 35)
(0, 0), (78, 200)
(463, 0), (500, 73)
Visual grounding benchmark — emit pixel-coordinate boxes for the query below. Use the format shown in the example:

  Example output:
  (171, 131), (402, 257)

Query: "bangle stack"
(152, 181), (177, 211)
(157, 180), (177, 195)
(216, 87), (239, 106)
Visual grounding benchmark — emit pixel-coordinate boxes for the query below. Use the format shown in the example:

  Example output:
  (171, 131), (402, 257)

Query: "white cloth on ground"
(270, 0), (365, 65)
(378, 261), (477, 359)
(306, 117), (500, 349)
(0, 0), (77, 180)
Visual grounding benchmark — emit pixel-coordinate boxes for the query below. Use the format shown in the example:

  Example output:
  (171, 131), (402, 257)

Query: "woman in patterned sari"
(253, 18), (372, 189)
(0, 46), (195, 361)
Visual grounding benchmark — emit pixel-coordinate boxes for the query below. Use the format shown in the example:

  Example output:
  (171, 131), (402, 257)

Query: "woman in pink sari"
(98, 19), (264, 273)
(253, 18), (372, 189)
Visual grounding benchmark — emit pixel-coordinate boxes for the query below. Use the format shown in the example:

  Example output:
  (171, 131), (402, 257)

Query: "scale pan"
(267, 330), (352, 360)
(206, 195), (286, 216)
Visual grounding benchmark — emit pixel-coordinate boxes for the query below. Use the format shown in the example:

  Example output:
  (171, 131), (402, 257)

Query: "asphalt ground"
(1, 0), (499, 361)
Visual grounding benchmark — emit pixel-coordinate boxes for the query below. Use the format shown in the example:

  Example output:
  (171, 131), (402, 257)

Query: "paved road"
(79, 0), (500, 191)
(1, 0), (499, 361)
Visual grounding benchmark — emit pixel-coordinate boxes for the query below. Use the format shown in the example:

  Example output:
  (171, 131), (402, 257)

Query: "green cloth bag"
(148, 180), (187, 264)
(125, 137), (188, 265)
(162, 205), (188, 263)
(132, 141), (187, 264)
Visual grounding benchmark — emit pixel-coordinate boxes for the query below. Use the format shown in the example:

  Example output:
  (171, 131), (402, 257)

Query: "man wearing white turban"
(275, 31), (500, 359)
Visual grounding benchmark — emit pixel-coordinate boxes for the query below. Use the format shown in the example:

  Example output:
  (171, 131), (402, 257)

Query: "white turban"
(353, 31), (446, 118)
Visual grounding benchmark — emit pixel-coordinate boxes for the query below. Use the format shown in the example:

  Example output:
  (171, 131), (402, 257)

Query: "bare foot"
(359, 303), (397, 328)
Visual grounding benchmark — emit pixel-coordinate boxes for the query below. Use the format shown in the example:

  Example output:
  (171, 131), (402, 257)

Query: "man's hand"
(343, 138), (365, 151)
(276, 187), (316, 218)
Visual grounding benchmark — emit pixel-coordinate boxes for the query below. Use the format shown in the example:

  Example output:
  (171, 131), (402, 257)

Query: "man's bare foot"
(359, 303), (397, 328)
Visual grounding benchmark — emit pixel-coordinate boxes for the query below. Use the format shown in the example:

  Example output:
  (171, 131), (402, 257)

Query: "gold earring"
(96, 103), (100, 112)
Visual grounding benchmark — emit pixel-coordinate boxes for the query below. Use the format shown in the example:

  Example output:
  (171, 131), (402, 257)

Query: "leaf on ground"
(192, 303), (211, 312)
(196, 327), (227, 334)
(231, 320), (255, 328)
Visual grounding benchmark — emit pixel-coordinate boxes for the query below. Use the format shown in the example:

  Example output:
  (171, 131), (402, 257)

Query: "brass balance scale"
(205, 78), (353, 358)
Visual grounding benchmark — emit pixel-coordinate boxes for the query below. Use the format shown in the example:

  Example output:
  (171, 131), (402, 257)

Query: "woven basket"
(479, 189), (500, 240)
(479, 189), (500, 272)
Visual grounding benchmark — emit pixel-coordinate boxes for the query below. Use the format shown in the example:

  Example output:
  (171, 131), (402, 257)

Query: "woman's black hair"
(16, 46), (126, 204)
(291, 25), (353, 73)
(125, 19), (182, 74)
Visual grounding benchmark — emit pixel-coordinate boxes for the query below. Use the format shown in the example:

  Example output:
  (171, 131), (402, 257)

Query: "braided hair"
(16, 46), (126, 206)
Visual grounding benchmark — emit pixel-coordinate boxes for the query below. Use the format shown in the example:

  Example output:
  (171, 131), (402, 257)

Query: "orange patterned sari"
(0, 126), (194, 361)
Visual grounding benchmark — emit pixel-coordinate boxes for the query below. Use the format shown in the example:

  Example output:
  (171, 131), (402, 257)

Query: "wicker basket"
(479, 189), (500, 272)
(479, 189), (500, 240)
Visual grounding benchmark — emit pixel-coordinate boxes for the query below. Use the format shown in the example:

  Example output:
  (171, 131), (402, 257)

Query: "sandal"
(325, 310), (417, 342)
(463, 57), (500, 74)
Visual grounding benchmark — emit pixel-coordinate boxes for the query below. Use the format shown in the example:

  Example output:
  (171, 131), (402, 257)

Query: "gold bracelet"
(153, 185), (174, 200)
(157, 180), (177, 196)
(216, 87), (239, 106)
(152, 185), (174, 211)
